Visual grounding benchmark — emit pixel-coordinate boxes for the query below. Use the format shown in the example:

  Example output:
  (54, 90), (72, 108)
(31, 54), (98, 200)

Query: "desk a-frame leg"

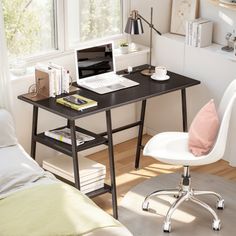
(135, 100), (147, 169)
(68, 119), (81, 190)
(31, 106), (38, 159)
(106, 110), (118, 219)
(181, 89), (188, 132)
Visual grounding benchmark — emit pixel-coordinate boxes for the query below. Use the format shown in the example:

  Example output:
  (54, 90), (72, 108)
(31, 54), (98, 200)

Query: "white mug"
(155, 66), (167, 78)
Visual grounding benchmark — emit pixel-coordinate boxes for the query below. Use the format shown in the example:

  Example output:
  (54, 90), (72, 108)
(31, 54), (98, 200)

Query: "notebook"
(75, 42), (139, 94)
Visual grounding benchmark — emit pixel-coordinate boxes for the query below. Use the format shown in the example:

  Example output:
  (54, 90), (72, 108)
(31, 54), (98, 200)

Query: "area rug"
(119, 173), (236, 236)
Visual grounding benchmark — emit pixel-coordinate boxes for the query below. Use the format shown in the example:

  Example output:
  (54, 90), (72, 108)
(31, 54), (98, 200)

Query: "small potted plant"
(119, 42), (129, 54)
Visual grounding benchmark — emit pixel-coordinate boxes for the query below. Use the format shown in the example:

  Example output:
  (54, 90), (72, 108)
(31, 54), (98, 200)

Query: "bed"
(0, 109), (132, 236)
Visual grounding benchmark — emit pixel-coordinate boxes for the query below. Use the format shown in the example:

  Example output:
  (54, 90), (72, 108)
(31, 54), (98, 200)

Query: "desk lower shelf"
(35, 126), (108, 156)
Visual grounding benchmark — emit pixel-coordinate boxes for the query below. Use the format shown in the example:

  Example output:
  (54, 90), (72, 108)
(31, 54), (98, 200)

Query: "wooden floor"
(87, 135), (236, 215)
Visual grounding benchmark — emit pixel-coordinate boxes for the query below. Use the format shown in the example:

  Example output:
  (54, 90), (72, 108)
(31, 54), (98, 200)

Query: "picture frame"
(170, 0), (199, 35)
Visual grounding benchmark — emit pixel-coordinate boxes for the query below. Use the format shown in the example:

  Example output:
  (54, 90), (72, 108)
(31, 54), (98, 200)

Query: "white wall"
(130, 0), (172, 46)
(12, 51), (148, 164)
(130, 0), (236, 45)
(199, 1), (236, 45)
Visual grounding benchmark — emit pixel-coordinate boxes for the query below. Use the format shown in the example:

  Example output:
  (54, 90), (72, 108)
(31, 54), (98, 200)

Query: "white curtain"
(0, 3), (12, 112)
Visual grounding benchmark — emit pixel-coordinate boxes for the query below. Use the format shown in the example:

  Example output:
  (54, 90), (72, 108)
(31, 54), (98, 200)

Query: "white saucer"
(151, 74), (170, 81)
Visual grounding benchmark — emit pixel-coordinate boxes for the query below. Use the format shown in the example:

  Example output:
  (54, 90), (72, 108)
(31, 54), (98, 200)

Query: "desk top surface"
(18, 65), (200, 120)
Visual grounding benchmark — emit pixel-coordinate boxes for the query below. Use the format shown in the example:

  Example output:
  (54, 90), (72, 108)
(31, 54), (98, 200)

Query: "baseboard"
(146, 127), (157, 137)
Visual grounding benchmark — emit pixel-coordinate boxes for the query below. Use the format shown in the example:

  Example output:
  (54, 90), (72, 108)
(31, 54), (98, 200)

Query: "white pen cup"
(155, 66), (167, 78)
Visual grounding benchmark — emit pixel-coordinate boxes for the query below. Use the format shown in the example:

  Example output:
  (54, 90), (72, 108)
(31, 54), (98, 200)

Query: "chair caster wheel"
(163, 221), (171, 233)
(142, 201), (149, 211)
(212, 219), (221, 231)
(216, 199), (224, 210)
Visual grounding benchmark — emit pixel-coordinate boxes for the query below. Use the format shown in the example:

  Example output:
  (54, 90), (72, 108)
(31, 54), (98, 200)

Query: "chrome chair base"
(142, 167), (224, 233)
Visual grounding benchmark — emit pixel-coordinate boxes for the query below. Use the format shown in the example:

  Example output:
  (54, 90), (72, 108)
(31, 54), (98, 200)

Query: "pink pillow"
(188, 99), (220, 156)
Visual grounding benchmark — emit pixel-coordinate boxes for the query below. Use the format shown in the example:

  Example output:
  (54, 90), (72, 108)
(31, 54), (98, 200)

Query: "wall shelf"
(209, 0), (236, 10)
(162, 33), (236, 62)
(114, 43), (149, 59)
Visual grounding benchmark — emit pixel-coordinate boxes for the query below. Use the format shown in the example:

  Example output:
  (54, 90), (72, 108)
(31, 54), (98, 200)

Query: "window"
(79, 0), (123, 42)
(1, 0), (126, 63)
(66, 0), (125, 48)
(2, 0), (57, 60)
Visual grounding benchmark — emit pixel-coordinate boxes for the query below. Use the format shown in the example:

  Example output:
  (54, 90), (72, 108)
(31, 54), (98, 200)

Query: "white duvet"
(0, 144), (56, 199)
(0, 144), (132, 236)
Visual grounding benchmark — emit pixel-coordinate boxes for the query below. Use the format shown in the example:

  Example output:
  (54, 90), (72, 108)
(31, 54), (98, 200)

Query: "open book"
(44, 128), (95, 146)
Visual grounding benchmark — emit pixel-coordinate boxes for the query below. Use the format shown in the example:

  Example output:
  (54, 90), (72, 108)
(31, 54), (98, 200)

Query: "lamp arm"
(138, 14), (162, 35)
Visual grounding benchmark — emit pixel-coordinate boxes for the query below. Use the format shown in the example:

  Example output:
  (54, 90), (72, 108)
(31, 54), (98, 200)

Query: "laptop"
(75, 42), (139, 94)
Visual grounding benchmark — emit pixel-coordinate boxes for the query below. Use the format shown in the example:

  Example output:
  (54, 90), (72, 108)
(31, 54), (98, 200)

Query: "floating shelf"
(162, 33), (236, 62)
(209, 0), (236, 10)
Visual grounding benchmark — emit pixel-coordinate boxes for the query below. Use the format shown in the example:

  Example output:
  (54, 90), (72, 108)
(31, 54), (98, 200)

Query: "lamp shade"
(124, 17), (144, 35)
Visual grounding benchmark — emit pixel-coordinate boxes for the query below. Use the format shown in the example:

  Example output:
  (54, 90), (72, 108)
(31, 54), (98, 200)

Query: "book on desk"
(56, 94), (97, 111)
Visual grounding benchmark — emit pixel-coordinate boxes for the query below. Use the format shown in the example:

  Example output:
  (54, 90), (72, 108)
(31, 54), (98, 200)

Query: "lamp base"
(141, 68), (155, 76)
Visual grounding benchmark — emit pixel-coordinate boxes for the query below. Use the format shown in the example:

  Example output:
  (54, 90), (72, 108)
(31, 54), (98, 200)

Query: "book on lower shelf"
(44, 127), (95, 146)
(43, 155), (106, 194)
(56, 94), (97, 111)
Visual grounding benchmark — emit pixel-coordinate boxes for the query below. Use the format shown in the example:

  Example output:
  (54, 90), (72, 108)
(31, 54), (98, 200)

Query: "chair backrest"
(203, 80), (236, 164)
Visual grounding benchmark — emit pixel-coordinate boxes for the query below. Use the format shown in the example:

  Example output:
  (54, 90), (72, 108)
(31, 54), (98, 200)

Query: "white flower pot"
(119, 46), (129, 54)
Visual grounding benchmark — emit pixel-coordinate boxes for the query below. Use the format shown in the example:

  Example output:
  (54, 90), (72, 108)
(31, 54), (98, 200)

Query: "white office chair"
(142, 80), (236, 233)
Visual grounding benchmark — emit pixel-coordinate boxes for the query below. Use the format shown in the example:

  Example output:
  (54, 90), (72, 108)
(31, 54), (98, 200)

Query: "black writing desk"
(18, 65), (200, 219)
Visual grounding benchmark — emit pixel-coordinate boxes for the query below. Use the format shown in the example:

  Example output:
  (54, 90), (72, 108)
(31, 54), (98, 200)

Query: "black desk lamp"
(125, 7), (162, 76)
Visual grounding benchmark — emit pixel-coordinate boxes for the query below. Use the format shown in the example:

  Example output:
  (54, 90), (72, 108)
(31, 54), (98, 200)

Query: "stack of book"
(186, 18), (213, 48)
(56, 94), (97, 111)
(43, 155), (106, 194)
(36, 62), (71, 97)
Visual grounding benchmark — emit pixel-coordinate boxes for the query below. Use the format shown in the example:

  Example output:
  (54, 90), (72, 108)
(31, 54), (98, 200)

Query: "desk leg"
(135, 100), (147, 169)
(69, 119), (81, 190)
(181, 89), (188, 132)
(106, 110), (118, 219)
(31, 106), (38, 159)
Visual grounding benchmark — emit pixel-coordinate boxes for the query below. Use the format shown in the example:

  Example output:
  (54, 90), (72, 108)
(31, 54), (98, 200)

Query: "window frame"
(19, 0), (65, 65)
(3, 0), (130, 66)
(66, 0), (128, 49)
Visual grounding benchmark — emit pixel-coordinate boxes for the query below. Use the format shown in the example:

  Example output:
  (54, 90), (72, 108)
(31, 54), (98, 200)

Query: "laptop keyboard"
(82, 75), (124, 89)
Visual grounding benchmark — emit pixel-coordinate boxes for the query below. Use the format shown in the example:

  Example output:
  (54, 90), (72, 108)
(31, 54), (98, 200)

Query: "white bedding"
(0, 144), (56, 199)
(0, 144), (132, 236)
(0, 109), (132, 235)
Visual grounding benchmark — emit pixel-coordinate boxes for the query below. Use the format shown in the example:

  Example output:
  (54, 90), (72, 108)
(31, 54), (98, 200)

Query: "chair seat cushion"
(143, 132), (211, 166)
(188, 99), (220, 156)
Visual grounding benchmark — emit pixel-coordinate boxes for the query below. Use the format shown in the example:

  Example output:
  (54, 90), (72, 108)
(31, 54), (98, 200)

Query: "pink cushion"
(188, 99), (220, 156)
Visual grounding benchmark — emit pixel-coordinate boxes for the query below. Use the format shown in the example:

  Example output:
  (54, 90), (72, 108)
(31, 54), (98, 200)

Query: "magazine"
(44, 127), (95, 146)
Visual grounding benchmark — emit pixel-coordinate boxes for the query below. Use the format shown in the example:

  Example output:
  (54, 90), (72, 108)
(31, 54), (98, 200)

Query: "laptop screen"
(75, 43), (114, 82)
